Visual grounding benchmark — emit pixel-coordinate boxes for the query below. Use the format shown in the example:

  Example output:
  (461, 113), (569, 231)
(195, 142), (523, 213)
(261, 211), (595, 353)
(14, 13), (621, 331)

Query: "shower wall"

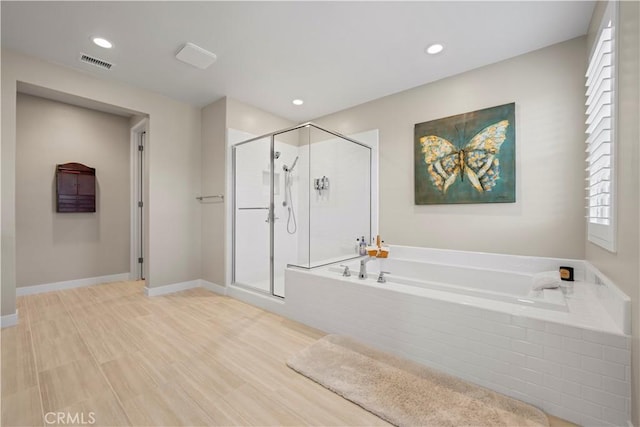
(296, 131), (371, 267)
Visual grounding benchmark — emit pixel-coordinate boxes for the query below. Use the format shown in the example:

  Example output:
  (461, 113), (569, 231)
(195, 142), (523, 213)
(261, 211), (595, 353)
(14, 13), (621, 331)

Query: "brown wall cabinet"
(56, 163), (96, 213)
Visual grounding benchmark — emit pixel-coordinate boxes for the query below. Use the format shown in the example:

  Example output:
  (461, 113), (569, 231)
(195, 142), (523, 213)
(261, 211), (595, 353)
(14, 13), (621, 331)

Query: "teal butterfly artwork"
(414, 103), (515, 205)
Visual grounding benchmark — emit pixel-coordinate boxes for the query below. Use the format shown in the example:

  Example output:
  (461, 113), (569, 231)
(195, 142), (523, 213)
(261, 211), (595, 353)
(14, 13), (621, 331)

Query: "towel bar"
(196, 194), (224, 201)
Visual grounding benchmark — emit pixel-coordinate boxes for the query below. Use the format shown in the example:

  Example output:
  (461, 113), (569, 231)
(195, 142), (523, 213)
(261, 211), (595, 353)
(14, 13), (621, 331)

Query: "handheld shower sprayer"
(282, 156), (299, 234)
(282, 156), (299, 172)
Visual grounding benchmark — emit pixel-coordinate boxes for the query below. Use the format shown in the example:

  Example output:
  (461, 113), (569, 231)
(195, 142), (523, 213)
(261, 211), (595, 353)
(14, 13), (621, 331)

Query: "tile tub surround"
(285, 248), (632, 427)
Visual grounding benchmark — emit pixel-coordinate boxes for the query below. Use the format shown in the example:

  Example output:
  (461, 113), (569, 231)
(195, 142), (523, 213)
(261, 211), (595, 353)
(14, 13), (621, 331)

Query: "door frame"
(130, 118), (148, 280)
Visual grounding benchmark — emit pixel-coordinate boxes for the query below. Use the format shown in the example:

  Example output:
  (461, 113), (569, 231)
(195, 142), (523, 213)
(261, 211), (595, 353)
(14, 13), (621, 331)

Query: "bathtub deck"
(2, 280), (574, 426)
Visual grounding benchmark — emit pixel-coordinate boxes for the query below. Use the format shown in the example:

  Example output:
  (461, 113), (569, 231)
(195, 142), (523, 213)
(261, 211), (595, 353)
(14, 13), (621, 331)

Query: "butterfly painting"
(414, 103), (515, 205)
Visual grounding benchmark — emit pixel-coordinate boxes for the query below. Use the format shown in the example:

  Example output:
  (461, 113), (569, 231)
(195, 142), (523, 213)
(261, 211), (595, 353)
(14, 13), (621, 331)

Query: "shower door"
(233, 136), (273, 294)
(232, 123), (371, 299)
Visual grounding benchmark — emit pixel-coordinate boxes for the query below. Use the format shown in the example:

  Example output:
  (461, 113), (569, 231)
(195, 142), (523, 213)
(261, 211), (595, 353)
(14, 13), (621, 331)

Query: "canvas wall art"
(414, 102), (516, 205)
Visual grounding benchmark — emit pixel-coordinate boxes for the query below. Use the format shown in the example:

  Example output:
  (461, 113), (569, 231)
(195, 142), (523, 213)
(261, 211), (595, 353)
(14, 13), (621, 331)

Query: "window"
(585, 1), (617, 252)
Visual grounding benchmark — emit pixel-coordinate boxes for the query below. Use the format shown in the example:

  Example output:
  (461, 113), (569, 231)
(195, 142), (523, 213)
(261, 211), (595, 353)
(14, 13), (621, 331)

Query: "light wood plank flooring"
(2, 280), (575, 426)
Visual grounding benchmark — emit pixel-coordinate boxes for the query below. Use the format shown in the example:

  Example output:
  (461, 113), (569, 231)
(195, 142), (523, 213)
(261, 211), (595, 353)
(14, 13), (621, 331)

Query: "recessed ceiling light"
(92, 37), (113, 49)
(425, 43), (444, 55)
(292, 99), (304, 106)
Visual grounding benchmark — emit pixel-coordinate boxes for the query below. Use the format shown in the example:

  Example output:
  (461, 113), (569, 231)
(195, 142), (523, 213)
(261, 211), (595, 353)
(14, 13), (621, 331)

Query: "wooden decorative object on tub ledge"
(56, 163), (96, 213)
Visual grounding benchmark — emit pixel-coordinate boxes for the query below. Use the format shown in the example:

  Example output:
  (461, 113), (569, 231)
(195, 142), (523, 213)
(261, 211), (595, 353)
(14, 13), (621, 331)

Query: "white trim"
(226, 284), (287, 317)
(144, 279), (200, 297)
(586, 0), (618, 253)
(16, 273), (130, 296)
(143, 279), (226, 297)
(1, 311), (19, 328)
(200, 279), (227, 295)
(140, 278), (288, 320)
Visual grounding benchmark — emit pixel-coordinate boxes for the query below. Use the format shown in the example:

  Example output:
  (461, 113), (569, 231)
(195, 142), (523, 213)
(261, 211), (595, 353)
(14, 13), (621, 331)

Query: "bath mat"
(287, 335), (549, 427)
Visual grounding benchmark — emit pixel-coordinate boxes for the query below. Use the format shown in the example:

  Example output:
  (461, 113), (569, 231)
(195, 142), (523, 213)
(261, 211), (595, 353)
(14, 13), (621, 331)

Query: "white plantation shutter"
(585, 2), (617, 252)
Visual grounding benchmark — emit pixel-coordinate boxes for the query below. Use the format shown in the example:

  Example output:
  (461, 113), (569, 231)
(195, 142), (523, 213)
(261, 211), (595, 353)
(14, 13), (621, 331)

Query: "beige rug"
(287, 335), (549, 427)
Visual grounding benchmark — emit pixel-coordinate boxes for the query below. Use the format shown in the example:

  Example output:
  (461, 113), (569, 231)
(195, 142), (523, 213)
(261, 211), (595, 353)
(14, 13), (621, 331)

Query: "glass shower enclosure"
(232, 123), (371, 298)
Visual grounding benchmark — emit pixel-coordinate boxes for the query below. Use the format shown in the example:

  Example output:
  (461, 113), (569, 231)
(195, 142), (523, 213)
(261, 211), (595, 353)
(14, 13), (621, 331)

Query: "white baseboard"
(1, 310), (19, 328)
(144, 279), (201, 297)
(144, 279), (227, 297)
(16, 273), (131, 297)
(226, 285), (286, 317)
(200, 280), (226, 295)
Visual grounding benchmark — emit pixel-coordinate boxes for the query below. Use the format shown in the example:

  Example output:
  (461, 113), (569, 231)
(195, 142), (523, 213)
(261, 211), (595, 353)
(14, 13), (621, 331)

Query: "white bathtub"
(285, 245), (631, 427)
(330, 257), (568, 312)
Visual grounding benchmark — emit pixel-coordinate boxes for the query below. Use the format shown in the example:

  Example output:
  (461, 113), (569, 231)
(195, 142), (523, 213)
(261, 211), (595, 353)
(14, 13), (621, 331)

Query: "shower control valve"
(264, 212), (279, 223)
(377, 271), (391, 283)
(314, 176), (330, 193)
(340, 265), (351, 277)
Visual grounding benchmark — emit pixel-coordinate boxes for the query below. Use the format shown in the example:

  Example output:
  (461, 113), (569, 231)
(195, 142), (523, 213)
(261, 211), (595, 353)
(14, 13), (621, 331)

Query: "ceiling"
(2, 1), (595, 122)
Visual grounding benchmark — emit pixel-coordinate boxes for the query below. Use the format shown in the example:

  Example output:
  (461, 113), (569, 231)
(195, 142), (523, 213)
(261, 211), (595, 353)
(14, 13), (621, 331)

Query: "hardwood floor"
(1, 280), (575, 426)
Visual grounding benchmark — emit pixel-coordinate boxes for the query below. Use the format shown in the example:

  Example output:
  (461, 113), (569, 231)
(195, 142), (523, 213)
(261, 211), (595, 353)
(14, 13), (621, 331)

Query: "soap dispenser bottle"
(359, 236), (367, 256)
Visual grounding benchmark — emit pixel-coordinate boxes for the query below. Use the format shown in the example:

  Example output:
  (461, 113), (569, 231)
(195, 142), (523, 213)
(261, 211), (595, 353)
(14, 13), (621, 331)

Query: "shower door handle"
(236, 207), (277, 222)
(265, 212), (279, 223)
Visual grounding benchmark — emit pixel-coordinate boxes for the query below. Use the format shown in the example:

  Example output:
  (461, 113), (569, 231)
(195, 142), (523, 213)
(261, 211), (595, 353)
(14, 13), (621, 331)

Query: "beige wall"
(586, 2), (640, 424)
(201, 98), (226, 285)
(16, 94), (130, 287)
(2, 49), (202, 316)
(226, 97), (295, 138)
(314, 37), (587, 259)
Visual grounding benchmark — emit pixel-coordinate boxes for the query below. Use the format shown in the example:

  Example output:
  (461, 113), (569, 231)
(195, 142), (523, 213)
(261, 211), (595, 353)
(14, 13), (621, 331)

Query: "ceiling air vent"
(79, 53), (113, 70)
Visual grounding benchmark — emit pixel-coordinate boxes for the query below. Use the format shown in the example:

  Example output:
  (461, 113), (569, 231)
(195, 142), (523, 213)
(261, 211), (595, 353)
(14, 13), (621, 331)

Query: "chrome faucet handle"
(340, 265), (351, 277)
(377, 271), (391, 283)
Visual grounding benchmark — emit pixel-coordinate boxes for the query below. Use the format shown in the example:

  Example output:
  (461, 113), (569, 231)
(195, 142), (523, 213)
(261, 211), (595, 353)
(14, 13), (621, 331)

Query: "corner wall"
(201, 98), (226, 285)
(313, 37), (587, 260)
(1, 49), (202, 317)
(226, 97), (295, 138)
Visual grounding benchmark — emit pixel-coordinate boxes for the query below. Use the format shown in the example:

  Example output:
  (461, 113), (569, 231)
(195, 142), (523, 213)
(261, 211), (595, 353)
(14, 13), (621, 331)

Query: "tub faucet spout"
(359, 257), (374, 279)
